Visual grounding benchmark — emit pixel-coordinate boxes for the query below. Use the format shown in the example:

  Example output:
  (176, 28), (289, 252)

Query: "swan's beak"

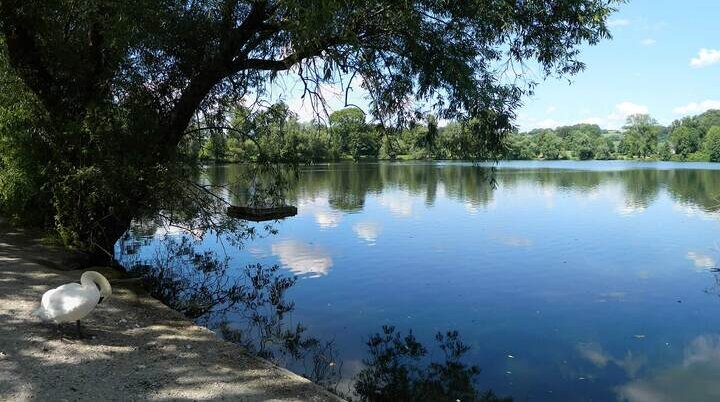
(98, 297), (105, 304)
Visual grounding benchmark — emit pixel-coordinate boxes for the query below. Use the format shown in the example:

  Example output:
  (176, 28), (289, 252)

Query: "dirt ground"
(0, 221), (344, 402)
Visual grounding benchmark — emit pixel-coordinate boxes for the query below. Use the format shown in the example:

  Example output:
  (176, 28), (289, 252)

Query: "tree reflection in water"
(203, 162), (720, 218)
(121, 236), (511, 401)
(354, 326), (512, 402)
(124, 236), (342, 388)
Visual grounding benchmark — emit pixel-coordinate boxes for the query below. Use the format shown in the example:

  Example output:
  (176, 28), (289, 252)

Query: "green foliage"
(665, 110), (720, 160)
(498, 111), (720, 162)
(0, 0), (623, 258)
(622, 114), (660, 158)
(327, 108), (382, 160)
(505, 135), (536, 160)
(410, 115), (439, 159)
(196, 109), (720, 165)
(696, 110), (720, 134)
(594, 137), (614, 160)
(330, 108), (366, 155)
(704, 126), (720, 162)
(0, 66), (51, 225)
(200, 131), (229, 162)
(536, 132), (563, 160)
(556, 124), (602, 139)
(670, 126), (702, 157)
(658, 141), (672, 161)
(348, 128), (382, 160)
(566, 131), (595, 160)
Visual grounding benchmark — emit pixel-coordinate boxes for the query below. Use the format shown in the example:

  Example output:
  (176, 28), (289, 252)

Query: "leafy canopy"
(0, 0), (622, 257)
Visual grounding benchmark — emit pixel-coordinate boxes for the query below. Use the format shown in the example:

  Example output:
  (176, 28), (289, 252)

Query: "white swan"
(35, 271), (112, 337)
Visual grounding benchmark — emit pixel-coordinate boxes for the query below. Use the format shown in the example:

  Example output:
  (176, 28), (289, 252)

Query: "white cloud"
(616, 335), (720, 402)
(608, 18), (630, 27)
(517, 112), (564, 130)
(464, 201), (484, 214)
(672, 201), (720, 221)
(577, 343), (611, 367)
(519, 102), (647, 131)
(314, 210), (341, 229)
(580, 117), (606, 126)
(379, 193), (415, 217)
(606, 102), (649, 128)
(686, 251), (716, 271)
(640, 38), (656, 47)
(532, 118), (562, 129)
(610, 102), (649, 119)
(286, 84), (345, 122)
(287, 97), (319, 122)
(577, 343), (645, 377)
(615, 203), (645, 216)
(152, 225), (205, 240)
(690, 48), (720, 68)
(353, 222), (382, 244)
(271, 239), (333, 277)
(673, 100), (720, 115)
(297, 195), (343, 229)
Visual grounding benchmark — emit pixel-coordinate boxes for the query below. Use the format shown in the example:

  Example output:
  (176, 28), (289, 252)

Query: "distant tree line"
(188, 102), (498, 163)
(192, 105), (720, 163)
(507, 110), (720, 162)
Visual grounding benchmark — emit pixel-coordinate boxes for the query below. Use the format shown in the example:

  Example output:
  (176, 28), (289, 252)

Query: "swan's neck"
(80, 271), (112, 299)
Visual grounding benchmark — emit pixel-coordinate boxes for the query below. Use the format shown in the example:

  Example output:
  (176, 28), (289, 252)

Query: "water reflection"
(616, 335), (720, 402)
(686, 251), (716, 271)
(577, 343), (646, 378)
(491, 235), (534, 248)
(202, 162), (720, 219)
(615, 203), (646, 216)
(354, 326), (512, 402)
(379, 192), (415, 217)
(353, 222), (382, 244)
(125, 161), (720, 401)
(120, 236), (512, 401)
(314, 210), (342, 229)
(271, 239), (333, 277)
(295, 196), (343, 229)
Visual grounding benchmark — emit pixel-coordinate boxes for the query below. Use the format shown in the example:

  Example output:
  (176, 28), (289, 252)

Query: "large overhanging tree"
(0, 0), (621, 263)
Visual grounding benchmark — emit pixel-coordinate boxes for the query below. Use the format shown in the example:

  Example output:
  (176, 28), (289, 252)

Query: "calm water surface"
(130, 161), (720, 401)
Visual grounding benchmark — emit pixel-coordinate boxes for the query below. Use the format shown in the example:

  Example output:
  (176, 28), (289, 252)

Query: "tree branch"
(162, 1), (276, 149)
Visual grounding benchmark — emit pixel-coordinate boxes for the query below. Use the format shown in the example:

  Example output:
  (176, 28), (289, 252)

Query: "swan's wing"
(36, 287), (61, 320)
(41, 283), (100, 322)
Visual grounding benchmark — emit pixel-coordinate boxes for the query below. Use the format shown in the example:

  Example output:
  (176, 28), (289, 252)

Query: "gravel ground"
(0, 222), (344, 402)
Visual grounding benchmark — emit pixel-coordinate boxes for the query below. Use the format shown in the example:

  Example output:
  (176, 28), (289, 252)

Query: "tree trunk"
(88, 216), (132, 268)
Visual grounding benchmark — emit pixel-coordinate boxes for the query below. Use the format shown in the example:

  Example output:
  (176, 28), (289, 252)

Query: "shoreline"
(200, 157), (720, 166)
(0, 221), (344, 401)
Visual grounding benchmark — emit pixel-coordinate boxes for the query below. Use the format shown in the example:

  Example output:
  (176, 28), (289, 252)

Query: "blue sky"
(275, 0), (719, 131)
(515, 0), (720, 131)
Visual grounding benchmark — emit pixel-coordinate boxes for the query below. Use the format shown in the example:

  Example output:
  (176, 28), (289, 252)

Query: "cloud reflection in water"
(686, 251), (716, 271)
(353, 222), (382, 245)
(271, 239), (333, 278)
(615, 335), (720, 402)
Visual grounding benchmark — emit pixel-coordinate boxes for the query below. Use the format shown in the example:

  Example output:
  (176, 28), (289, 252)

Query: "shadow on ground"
(0, 223), (342, 401)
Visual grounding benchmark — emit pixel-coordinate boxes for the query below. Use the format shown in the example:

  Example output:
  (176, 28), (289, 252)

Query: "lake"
(122, 161), (720, 401)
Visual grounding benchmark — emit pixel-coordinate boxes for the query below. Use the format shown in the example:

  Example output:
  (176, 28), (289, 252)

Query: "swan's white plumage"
(35, 271), (111, 323)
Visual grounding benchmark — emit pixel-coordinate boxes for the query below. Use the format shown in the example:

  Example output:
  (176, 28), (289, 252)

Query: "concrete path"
(0, 222), (344, 401)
